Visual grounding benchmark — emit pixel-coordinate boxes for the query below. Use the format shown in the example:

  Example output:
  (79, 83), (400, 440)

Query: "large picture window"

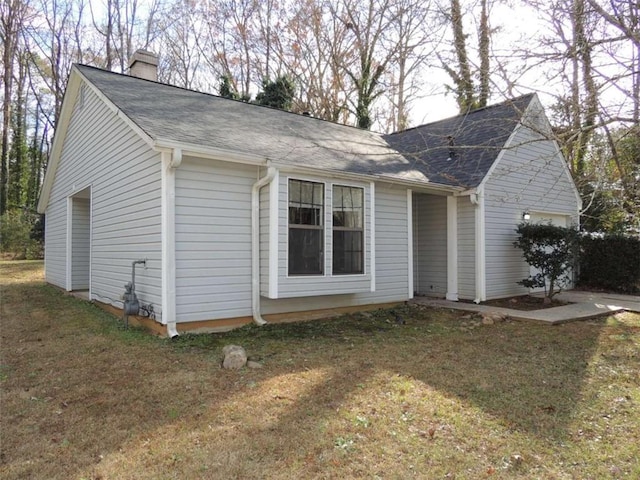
(332, 185), (364, 274)
(288, 179), (324, 275)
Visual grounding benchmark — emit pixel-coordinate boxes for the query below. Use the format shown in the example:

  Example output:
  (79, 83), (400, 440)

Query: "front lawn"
(1, 261), (639, 479)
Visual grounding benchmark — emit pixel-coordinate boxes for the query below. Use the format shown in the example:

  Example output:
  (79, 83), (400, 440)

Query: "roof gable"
(383, 94), (535, 188)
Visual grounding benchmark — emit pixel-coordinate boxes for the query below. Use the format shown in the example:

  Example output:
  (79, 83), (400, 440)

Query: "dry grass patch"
(1, 261), (639, 479)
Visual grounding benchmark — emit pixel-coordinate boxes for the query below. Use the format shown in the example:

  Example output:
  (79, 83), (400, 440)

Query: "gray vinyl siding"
(175, 157), (256, 322)
(44, 200), (66, 288)
(173, 161), (409, 323)
(483, 121), (579, 299)
(457, 196), (476, 299)
(276, 174), (372, 297)
(262, 183), (410, 315)
(44, 83), (162, 315)
(71, 197), (90, 290)
(413, 194), (447, 296)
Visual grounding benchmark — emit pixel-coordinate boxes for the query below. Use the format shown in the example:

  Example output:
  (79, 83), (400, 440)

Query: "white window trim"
(330, 181), (367, 277)
(284, 176), (373, 280)
(285, 176), (328, 278)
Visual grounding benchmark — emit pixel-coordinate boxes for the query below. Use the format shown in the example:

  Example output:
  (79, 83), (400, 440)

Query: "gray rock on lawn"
(222, 345), (247, 370)
(482, 312), (508, 325)
(247, 360), (263, 369)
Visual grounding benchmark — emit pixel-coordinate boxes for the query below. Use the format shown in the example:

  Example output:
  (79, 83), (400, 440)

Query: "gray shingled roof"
(384, 94), (535, 188)
(77, 65), (533, 189)
(77, 65), (431, 185)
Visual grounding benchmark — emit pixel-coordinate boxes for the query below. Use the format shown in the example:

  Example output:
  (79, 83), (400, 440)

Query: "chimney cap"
(128, 49), (159, 69)
(128, 49), (159, 82)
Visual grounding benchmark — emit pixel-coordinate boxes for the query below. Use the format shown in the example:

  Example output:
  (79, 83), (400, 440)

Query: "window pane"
(289, 179), (301, 204)
(289, 179), (323, 226)
(333, 230), (363, 274)
(333, 186), (363, 228)
(289, 179), (324, 276)
(289, 228), (323, 275)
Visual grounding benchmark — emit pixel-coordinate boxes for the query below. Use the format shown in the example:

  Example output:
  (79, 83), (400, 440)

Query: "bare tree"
(157, 0), (204, 89)
(266, 0), (351, 120)
(385, 0), (441, 131)
(26, 0), (86, 123)
(329, 0), (404, 129)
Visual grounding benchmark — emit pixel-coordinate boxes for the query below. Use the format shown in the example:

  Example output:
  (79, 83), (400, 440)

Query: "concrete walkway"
(412, 290), (640, 325)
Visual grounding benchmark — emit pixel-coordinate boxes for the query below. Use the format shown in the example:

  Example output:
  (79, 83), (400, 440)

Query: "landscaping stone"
(482, 312), (508, 324)
(247, 360), (264, 369)
(222, 345), (247, 370)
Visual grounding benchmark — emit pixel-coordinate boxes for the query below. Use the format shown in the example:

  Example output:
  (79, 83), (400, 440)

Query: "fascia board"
(273, 163), (464, 194)
(152, 139), (268, 166)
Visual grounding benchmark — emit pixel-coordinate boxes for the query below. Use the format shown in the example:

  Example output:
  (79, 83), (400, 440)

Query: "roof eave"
(273, 162), (464, 193)
(152, 139), (268, 166)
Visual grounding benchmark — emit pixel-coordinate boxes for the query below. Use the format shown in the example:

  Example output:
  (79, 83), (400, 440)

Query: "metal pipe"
(131, 258), (146, 293)
(251, 164), (277, 326)
(123, 259), (147, 327)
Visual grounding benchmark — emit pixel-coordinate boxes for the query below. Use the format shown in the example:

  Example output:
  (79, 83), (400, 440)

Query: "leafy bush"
(578, 235), (640, 293)
(513, 222), (580, 302)
(0, 210), (44, 260)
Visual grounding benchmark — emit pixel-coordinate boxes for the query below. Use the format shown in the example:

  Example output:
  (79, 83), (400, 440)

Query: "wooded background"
(1, 0), (638, 248)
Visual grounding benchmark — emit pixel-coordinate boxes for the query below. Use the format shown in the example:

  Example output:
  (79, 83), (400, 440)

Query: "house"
(37, 51), (581, 336)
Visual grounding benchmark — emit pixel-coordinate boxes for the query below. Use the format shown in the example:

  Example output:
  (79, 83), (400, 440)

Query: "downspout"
(469, 188), (486, 304)
(163, 149), (182, 338)
(251, 163), (277, 326)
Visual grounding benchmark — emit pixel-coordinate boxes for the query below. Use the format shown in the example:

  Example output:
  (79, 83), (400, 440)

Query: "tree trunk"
(450, 0), (474, 111)
(478, 0), (490, 108)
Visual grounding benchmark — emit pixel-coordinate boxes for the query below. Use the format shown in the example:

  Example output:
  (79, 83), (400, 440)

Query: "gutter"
(251, 164), (278, 326)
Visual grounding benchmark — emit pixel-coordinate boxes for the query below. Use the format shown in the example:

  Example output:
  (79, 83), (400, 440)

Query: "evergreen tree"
(255, 76), (295, 111)
(218, 75), (239, 100)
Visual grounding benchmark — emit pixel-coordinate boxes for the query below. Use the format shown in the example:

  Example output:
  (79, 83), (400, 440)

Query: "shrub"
(0, 210), (44, 260)
(513, 222), (580, 303)
(578, 235), (640, 293)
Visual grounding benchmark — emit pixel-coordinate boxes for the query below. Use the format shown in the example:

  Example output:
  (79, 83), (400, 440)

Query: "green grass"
(1, 261), (639, 479)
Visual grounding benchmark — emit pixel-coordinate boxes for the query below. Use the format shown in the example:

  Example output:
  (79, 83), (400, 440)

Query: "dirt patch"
(460, 295), (570, 311)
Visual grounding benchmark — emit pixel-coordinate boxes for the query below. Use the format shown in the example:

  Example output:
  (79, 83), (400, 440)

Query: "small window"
(333, 185), (364, 274)
(288, 179), (324, 275)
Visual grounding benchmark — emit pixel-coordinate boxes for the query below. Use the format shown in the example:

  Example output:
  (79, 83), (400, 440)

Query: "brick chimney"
(128, 49), (158, 81)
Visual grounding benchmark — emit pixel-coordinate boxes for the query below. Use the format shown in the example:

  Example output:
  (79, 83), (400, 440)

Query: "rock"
(482, 312), (507, 324)
(247, 360), (263, 369)
(222, 345), (247, 370)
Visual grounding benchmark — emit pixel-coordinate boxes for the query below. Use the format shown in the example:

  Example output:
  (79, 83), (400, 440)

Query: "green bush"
(578, 235), (640, 293)
(0, 210), (44, 260)
(513, 222), (580, 302)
